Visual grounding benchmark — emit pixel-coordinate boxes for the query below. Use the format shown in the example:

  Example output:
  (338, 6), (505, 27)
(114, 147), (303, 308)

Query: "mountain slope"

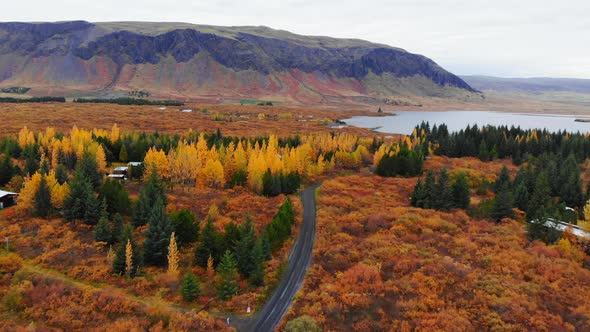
(0, 21), (477, 104)
(461, 75), (590, 93)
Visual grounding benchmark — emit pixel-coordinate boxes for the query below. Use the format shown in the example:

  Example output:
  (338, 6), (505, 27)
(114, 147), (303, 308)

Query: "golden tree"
(17, 172), (42, 213)
(167, 232), (179, 275)
(207, 255), (215, 279)
(125, 239), (133, 278)
(144, 147), (169, 179)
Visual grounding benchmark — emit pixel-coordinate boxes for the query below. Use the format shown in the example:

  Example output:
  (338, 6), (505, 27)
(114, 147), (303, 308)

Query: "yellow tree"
(18, 126), (35, 148)
(207, 255), (215, 279)
(198, 159), (225, 188)
(167, 232), (179, 275)
(45, 171), (70, 209)
(125, 239), (133, 278)
(17, 172), (42, 213)
(110, 123), (120, 143)
(144, 147), (169, 179)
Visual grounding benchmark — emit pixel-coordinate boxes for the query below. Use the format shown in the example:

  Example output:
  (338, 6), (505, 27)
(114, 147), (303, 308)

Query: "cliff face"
(0, 21), (476, 104)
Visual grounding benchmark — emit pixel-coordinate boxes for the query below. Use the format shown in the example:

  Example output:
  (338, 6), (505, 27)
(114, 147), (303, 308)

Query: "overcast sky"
(2, 0), (589, 78)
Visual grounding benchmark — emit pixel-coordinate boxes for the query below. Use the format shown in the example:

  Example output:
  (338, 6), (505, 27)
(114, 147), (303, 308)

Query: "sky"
(2, 0), (589, 78)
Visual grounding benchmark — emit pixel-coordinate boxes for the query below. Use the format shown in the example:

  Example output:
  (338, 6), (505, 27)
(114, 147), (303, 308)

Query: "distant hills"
(461, 75), (590, 94)
(0, 21), (477, 105)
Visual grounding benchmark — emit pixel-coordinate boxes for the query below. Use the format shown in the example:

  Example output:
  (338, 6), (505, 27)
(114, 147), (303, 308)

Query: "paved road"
(240, 185), (319, 332)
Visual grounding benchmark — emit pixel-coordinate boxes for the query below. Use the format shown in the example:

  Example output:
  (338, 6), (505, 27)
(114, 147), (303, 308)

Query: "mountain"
(0, 21), (477, 105)
(461, 75), (590, 94)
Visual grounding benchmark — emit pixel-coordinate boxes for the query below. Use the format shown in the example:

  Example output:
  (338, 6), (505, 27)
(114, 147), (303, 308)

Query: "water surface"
(343, 111), (590, 135)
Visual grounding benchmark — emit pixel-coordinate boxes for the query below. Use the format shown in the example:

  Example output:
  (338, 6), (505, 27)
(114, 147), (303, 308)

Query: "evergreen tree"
(143, 198), (172, 266)
(76, 151), (103, 189)
(180, 272), (200, 301)
(513, 181), (529, 212)
(0, 154), (15, 186)
(111, 213), (123, 244)
(422, 170), (436, 209)
(94, 216), (112, 243)
(528, 209), (562, 244)
(558, 154), (584, 208)
(119, 144), (129, 162)
(491, 184), (514, 221)
(170, 208), (199, 247)
(410, 178), (426, 208)
(133, 170), (167, 226)
(494, 166), (511, 193)
(433, 168), (452, 210)
(478, 140), (490, 161)
(249, 240), (265, 286)
(39, 159), (49, 175)
(451, 173), (470, 209)
(217, 250), (239, 300)
(195, 217), (219, 267)
(527, 172), (551, 220)
(55, 164), (68, 185)
(98, 179), (131, 216)
(63, 173), (101, 223)
(221, 221), (241, 256)
(235, 216), (257, 279)
(33, 176), (51, 217)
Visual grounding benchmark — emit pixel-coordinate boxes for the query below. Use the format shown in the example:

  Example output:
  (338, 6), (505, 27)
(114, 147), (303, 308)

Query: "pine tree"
(76, 151), (103, 189)
(410, 178), (426, 208)
(143, 198), (172, 266)
(63, 173), (99, 222)
(492, 185), (514, 221)
(434, 168), (452, 210)
(55, 164), (68, 185)
(98, 179), (131, 216)
(119, 144), (128, 163)
(527, 172), (551, 220)
(167, 232), (179, 275)
(125, 239), (133, 278)
(195, 217), (219, 267)
(222, 221), (241, 256)
(111, 213), (123, 243)
(494, 166), (511, 193)
(235, 216), (257, 279)
(170, 208), (199, 247)
(83, 194), (105, 225)
(451, 173), (470, 209)
(33, 176), (51, 218)
(249, 241), (265, 286)
(133, 170), (167, 226)
(180, 272), (200, 301)
(94, 216), (112, 243)
(422, 170), (436, 209)
(0, 154), (15, 186)
(217, 250), (239, 300)
(513, 182), (529, 212)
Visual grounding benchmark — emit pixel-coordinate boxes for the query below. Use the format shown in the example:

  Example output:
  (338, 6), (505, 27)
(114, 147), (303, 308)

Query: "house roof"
(114, 166), (129, 171)
(107, 174), (126, 178)
(127, 162), (143, 166)
(0, 190), (18, 198)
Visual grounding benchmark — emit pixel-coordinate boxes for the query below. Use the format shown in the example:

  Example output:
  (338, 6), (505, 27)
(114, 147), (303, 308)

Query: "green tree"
(180, 272), (200, 302)
(119, 144), (129, 163)
(410, 178), (426, 208)
(451, 173), (470, 209)
(216, 250), (239, 300)
(249, 241), (265, 286)
(235, 216), (257, 279)
(55, 164), (68, 185)
(133, 170), (167, 226)
(170, 208), (199, 247)
(527, 172), (551, 220)
(0, 154), (15, 186)
(143, 198), (172, 266)
(98, 179), (131, 216)
(195, 217), (219, 267)
(63, 172), (103, 225)
(494, 166), (511, 193)
(513, 181), (529, 212)
(33, 176), (51, 217)
(422, 170), (436, 209)
(433, 168), (452, 210)
(94, 216), (112, 243)
(76, 151), (103, 189)
(111, 213), (123, 243)
(491, 185), (514, 221)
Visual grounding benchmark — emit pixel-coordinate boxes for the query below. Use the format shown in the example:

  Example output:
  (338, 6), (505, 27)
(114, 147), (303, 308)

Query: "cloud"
(1, 0), (588, 78)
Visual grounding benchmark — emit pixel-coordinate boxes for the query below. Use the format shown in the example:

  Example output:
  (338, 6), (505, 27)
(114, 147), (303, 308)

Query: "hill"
(461, 75), (590, 93)
(0, 21), (477, 105)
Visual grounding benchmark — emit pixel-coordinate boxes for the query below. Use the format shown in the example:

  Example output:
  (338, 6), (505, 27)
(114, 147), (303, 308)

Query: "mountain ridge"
(0, 21), (477, 105)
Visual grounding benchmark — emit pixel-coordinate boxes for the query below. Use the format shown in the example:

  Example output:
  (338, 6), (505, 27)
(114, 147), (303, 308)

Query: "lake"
(342, 111), (590, 135)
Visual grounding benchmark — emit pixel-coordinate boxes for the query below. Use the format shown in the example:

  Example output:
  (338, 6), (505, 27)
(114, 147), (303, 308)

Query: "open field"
(0, 102), (377, 137)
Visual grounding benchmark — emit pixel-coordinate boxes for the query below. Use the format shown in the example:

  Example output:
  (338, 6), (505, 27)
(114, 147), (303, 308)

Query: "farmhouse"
(0, 190), (18, 209)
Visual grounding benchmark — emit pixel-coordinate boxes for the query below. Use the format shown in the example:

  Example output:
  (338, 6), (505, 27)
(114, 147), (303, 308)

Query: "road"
(240, 184), (319, 332)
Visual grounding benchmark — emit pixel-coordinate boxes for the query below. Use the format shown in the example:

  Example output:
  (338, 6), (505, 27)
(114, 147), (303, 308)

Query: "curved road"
(240, 184), (319, 332)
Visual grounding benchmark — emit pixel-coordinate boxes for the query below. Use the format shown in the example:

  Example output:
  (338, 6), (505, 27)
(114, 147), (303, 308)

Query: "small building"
(0, 190), (18, 209)
(181, 109), (193, 113)
(107, 174), (126, 181)
(127, 162), (143, 167)
(113, 166), (129, 176)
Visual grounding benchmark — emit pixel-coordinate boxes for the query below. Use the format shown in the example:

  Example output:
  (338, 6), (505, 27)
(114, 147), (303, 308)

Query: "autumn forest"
(1, 104), (590, 331)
